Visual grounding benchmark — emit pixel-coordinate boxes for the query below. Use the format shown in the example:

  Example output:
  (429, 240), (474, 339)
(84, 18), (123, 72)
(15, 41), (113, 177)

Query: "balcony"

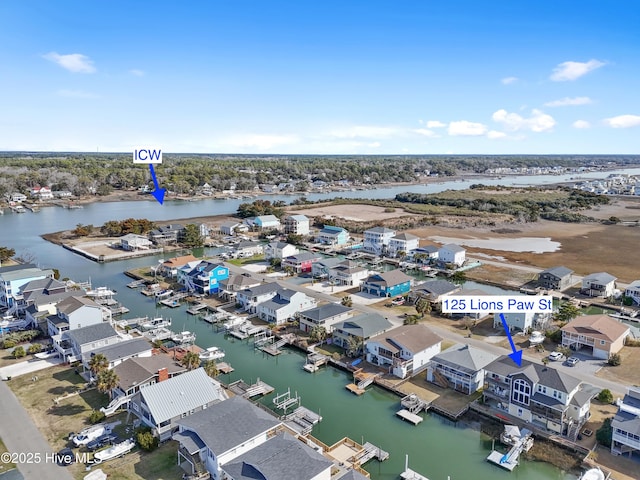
(613, 431), (640, 451)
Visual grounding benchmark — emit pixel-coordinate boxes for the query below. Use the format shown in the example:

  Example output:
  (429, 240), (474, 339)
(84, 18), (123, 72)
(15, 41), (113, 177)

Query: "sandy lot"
(288, 204), (412, 222)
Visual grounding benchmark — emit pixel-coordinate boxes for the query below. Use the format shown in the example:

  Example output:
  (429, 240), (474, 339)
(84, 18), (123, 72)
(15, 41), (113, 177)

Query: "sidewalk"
(0, 357), (64, 380)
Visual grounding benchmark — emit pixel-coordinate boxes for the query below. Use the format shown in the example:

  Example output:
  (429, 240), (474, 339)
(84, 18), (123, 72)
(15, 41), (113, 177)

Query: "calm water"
(1, 170), (621, 479)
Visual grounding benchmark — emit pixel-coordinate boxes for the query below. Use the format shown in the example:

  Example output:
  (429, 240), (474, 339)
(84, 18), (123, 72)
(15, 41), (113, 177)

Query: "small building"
(298, 303), (353, 333)
(236, 283), (281, 313)
(438, 244), (466, 267)
(561, 314), (630, 359)
(427, 344), (498, 394)
(360, 269), (413, 297)
(254, 215), (281, 230)
(408, 279), (460, 306)
(179, 261), (229, 295)
(119, 233), (153, 251)
(129, 368), (228, 441)
(283, 214), (310, 235)
(332, 313), (393, 354)
(281, 251), (323, 273)
(256, 288), (317, 325)
(581, 272), (617, 297)
(264, 241), (299, 261)
(317, 225), (349, 246)
(611, 387), (640, 456)
(233, 240), (264, 258)
(219, 221), (247, 236)
(362, 226), (396, 256)
(537, 266), (574, 291)
(388, 233), (420, 258)
(83, 338), (153, 371)
(366, 324), (442, 379)
(624, 280), (640, 306)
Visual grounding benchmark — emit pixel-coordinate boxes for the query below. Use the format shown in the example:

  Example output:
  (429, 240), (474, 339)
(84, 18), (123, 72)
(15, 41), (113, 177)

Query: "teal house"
(361, 269), (413, 297)
(179, 261), (229, 295)
(317, 225), (349, 246)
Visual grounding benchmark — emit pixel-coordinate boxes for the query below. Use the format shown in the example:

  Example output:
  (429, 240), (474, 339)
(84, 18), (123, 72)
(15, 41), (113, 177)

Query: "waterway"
(2, 169), (624, 479)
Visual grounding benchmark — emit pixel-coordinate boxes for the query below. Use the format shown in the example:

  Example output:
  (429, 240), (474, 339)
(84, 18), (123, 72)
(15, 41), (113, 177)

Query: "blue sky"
(1, 1), (639, 154)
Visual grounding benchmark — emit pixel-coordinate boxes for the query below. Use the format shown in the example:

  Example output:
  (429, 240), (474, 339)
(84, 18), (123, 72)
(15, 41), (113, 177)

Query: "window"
(512, 379), (531, 406)
(600, 340), (606, 345)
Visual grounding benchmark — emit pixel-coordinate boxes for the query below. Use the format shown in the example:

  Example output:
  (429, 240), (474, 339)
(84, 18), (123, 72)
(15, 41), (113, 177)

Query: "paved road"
(0, 381), (74, 480)
(0, 357), (64, 380)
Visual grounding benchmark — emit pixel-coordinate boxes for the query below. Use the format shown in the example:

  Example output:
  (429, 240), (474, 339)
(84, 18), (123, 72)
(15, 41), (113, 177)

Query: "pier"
(283, 406), (323, 435)
(127, 279), (147, 288)
(260, 334), (294, 356)
(396, 394), (429, 425)
(486, 427), (534, 471)
(216, 362), (234, 374)
(228, 378), (275, 398)
(186, 303), (209, 315)
(346, 368), (378, 395)
(303, 352), (329, 373)
(160, 292), (188, 307)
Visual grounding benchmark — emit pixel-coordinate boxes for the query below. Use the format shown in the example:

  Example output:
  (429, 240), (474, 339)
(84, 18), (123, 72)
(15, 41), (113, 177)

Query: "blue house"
(0, 264), (55, 311)
(179, 261), (229, 295)
(361, 269), (413, 297)
(317, 225), (349, 245)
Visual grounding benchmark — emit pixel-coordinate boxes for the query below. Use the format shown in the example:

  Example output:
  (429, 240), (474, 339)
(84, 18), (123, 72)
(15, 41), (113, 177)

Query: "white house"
(329, 260), (369, 287)
(362, 227), (396, 256)
(47, 296), (109, 337)
(52, 323), (121, 363)
(388, 233), (420, 258)
(438, 244), (466, 266)
(256, 288), (317, 325)
(264, 241), (299, 261)
(427, 344), (498, 395)
(624, 280), (640, 305)
(612, 387), (640, 456)
(5, 192), (27, 203)
(82, 338), (153, 371)
(254, 215), (281, 230)
(219, 221), (247, 236)
(283, 214), (310, 235)
(120, 234), (153, 251)
(298, 303), (353, 333)
(366, 324), (442, 379)
(236, 283), (281, 313)
(493, 311), (536, 333)
(581, 272), (617, 297)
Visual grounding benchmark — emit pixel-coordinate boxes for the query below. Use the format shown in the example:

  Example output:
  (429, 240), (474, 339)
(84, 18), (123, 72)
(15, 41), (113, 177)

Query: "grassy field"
(228, 254), (266, 266)
(0, 438), (17, 473)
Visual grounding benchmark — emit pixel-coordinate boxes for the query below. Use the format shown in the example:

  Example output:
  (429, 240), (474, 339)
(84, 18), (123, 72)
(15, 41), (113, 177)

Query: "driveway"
(0, 357), (64, 380)
(559, 352), (607, 376)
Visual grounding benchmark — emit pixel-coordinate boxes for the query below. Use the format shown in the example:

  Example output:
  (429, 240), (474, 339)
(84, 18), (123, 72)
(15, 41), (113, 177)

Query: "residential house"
(446, 288), (490, 320)
(236, 283), (281, 313)
(493, 311), (537, 333)
(264, 241), (299, 261)
(198, 223), (210, 238)
(413, 245), (439, 261)
(219, 221), (247, 236)
(31, 186), (53, 200)
(561, 314), (630, 360)
(23, 291), (79, 328)
(0, 264), (54, 311)
(47, 295), (108, 337)
(366, 324), (442, 379)
(329, 260), (369, 287)
(317, 225), (349, 246)
(83, 338), (153, 371)
(160, 255), (199, 278)
(388, 233), (420, 258)
(624, 280), (640, 306)
(332, 313), (393, 353)
(218, 274), (261, 301)
(283, 214), (310, 235)
(360, 269), (413, 297)
(427, 344), (498, 394)
(438, 244), (466, 267)
(298, 303), (353, 333)
(120, 233), (153, 251)
(52, 323), (120, 363)
(129, 367), (228, 441)
(253, 215), (281, 230)
(311, 257), (343, 279)
(537, 266), (574, 291)
(233, 241), (263, 258)
(407, 279), (460, 307)
(199, 183), (213, 196)
(179, 261), (229, 295)
(257, 288), (317, 325)
(174, 395), (282, 478)
(281, 251), (323, 273)
(483, 356), (593, 438)
(19, 277), (67, 307)
(611, 387), (640, 457)
(53, 190), (73, 198)
(362, 227), (396, 255)
(581, 272), (617, 298)
(149, 224), (184, 245)
(5, 192), (27, 203)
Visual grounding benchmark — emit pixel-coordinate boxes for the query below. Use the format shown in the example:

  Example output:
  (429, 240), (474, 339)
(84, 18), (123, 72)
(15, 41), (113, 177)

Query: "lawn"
(0, 438), (17, 473)
(595, 345), (640, 387)
(228, 254), (265, 266)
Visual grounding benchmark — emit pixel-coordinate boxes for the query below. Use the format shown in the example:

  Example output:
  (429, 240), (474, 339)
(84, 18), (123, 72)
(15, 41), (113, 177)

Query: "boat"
(171, 330), (196, 344)
(303, 363), (319, 373)
(578, 468), (605, 480)
(529, 331), (545, 345)
(92, 438), (135, 464)
(85, 286), (116, 298)
(154, 289), (173, 299)
(199, 346), (225, 360)
(500, 425), (534, 450)
(223, 317), (245, 330)
(141, 283), (161, 296)
(141, 317), (171, 330)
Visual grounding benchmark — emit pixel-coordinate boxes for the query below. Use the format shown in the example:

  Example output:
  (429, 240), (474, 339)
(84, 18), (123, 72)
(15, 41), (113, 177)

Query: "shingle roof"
(392, 233), (419, 241)
(612, 389), (640, 436)
(431, 343), (498, 374)
(177, 396), (281, 455)
(539, 266), (574, 278)
(0, 265), (53, 282)
(285, 252), (321, 263)
(240, 282), (281, 297)
(440, 243), (465, 253)
(222, 432), (332, 480)
(66, 323), (118, 346)
(319, 226), (347, 236)
(113, 355), (186, 391)
(139, 368), (226, 425)
(19, 277), (66, 293)
(583, 272), (617, 284)
(365, 269), (412, 287)
(335, 313), (393, 338)
(365, 226), (395, 234)
(221, 274), (260, 289)
(368, 324), (442, 355)
(163, 255), (198, 267)
(86, 338), (152, 363)
(300, 303), (352, 322)
(485, 356), (581, 394)
(561, 314), (630, 343)
(57, 296), (101, 315)
(414, 280), (459, 297)
(339, 470), (370, 480)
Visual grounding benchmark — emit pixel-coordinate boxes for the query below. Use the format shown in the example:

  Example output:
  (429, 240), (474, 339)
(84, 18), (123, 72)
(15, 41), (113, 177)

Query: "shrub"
(135, 427), (159, 451)
(88, 410), (106, 424)
(596, 418), (613, 448)
(2, 339), (17, 349)
(608, 353), (622, 366)
(12, 346), (26, 358)
(27, 344), (43, 354)
(597, 389), (613, 404)
(545, 329), (562, 343)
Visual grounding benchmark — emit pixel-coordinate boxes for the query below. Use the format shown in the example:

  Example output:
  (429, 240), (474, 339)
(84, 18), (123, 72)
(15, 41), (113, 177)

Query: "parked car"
(565, 356), (580, 367)
(86, 433), (118, 451)
(548, 352), (564, 361)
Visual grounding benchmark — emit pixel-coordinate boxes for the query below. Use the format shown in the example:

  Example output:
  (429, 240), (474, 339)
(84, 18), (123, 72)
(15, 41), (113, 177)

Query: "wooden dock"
(186, 303), (209, 315)
(346, 368), (378, 394)
(487, 428), (533, 471)
(229, 378), (274, 398)
(355, 442), (389, 464)
(396, 409), (423, 425)
(346, 383), (366, 395)
(216, 362), (234, 374)
(260, 335), (292, 356)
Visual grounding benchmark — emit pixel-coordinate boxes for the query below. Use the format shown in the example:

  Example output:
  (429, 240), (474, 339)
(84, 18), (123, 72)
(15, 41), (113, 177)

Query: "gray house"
(53, 322), (120, 363)
(332, 313), (393, 353)
(537, 266), (574, 291)
(427, 344), (498, 394)
(83, 337), (152, 370)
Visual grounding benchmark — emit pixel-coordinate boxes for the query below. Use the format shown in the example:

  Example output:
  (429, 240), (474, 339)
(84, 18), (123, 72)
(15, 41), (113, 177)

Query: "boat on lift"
(85, 286), (116, 298)
(578, 468), (605, 480)
(141, 317), (171, 330)
(171, 330), (196, 344)
(199, 346), (225, 361)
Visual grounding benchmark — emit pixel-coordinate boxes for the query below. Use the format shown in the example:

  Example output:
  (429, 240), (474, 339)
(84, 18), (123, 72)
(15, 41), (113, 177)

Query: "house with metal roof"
(483, 356), (593, 439)
(360, 269), (413, 297)
(174, 395), (282, 477)
(581, 272), (617, 298)
(537, 266), (574, 291)
(561, 314), (630, 360)
(83, 337), (153, 370)
(298, 303), (353, 333)
(219, 221), (248, 236)
(283, 214), (310, 235)
(129, 367), (227, 441)
(427, 344), (498, 394)
(366, 324), (442, 379)
(253, 215), (281, 230)
(332, 313), (393, 355)
(611, 387), (640, 456)
(52, 322), (120, 363)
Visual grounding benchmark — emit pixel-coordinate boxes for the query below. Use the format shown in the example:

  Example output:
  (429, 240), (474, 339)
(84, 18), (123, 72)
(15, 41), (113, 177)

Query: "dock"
(284, 406), (323, 435)
(228, 378), (275, 398)
(354, 442), (389, 464)
(127, 279), (147, 289)
(273, 389), (300, 412)
(345, 383), (366, 395)
(400, 468), (430, 480)
(260, 334), (294, 356)
(303, 352), (329, 373)
(160, 293), (188, 308)
(396, 409), (423, 425)
(216, 362), (234, 374)
(186, 303), (209, 315)
(346, 368), (378, 394)
(487, 427), (533, 471)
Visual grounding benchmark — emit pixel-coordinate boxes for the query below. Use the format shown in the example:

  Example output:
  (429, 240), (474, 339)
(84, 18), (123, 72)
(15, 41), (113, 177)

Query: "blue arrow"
(499, 313), (523, 366)
(148, 164), (166, 205)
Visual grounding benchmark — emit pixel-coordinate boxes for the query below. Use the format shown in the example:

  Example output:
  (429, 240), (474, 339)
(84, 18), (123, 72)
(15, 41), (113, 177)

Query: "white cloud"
(223, 134), (298, 150)
(572, 120), (591, 129)
(448, 121), (488, 137)
(492, 109), (556, 132)
(487, 130), (507, 139)
(603, 115), (640, 128)
(43, 52), (96, 73)
(426, 120), (446, 128)
(544, 96), (592, 107)
(328, 125), (400, 139)
(129, 69), (145, 77)
(413, 128), (438, 138)
(549, 59), (605, 81)
(501, 76), (518, 85)
(56, 89), (99, 99)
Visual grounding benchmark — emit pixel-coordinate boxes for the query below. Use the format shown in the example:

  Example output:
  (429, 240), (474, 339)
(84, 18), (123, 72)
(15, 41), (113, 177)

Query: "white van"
(72, 424), (111, 447)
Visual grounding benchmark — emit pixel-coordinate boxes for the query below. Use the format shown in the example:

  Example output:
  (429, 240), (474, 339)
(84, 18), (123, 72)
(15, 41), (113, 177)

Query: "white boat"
(141, 317), (171, 330)
(529, 331), (545, 345)
(199, 346), (225, 360)
(172, 330), (196, 344)
(92, 438), (135, 464)
(303, 363), (319, 373)
(154, 289), (173, 299)
(578, 468), (605, 480)
(85, 286), (116, 298)
(223, 317), (245, 330)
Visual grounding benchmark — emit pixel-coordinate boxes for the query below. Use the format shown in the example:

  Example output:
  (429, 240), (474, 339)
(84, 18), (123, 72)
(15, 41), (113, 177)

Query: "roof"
(177, 396), (281, 455)
(239, 282), (281, 297)
(120, 233), (149, 241)
(368, 324), (442, 355)
(255, 215), (280, 223)
(391, 233), (419, 241)
(221, 274), (261, 289)
(222, 432), (332, 480)
(339, 470), (370, 480)
(138, 368), (226, 425)
(364, 269), (412, 287)
(113, 355), (186, 391)
(286, 214), (309, 222)
(561, 315), (630, 343)
(414, 279), (459, 297)
(173, 430), (205, 455)
(220, 221), (241, 228)
(416, 245), (439, 254)
(485, 356), (581, 394)
(19, 277), (66, 294)
(440, 243), (465, 253)
(365, 226), (396, 234)
(539, 266), (574, 278)
(163, 255), (199, 267)
(334, 313), (393, 338)
(583, 272), (617, 284)
(627, 280), (640, 289)
(314, 257), (343, 269)
(0, 265), (53, 282)
(285, 252), (321, 263)
(431, 343), (498, 374)
(66, 323), (118, 346)
(320, 225), (347, 234)
(57, 296), (101, 315)
(87, 338), (152, 363)
(300, 303), (352, 321)
(268, 241), (293, 249)
(612, 389), (640, 436)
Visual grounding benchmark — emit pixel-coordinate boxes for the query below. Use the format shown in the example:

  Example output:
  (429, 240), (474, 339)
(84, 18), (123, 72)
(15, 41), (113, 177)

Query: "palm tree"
(346, 335), (362, 357)
(309, 325), (327, 344)
(415, 297), (432, 318)
(341, 295), (353, 307)
(181, 351), (200, 371)
(96, 369), (119, 399)
(88, 353), (109, 378)
(202, 360), (219, 378)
